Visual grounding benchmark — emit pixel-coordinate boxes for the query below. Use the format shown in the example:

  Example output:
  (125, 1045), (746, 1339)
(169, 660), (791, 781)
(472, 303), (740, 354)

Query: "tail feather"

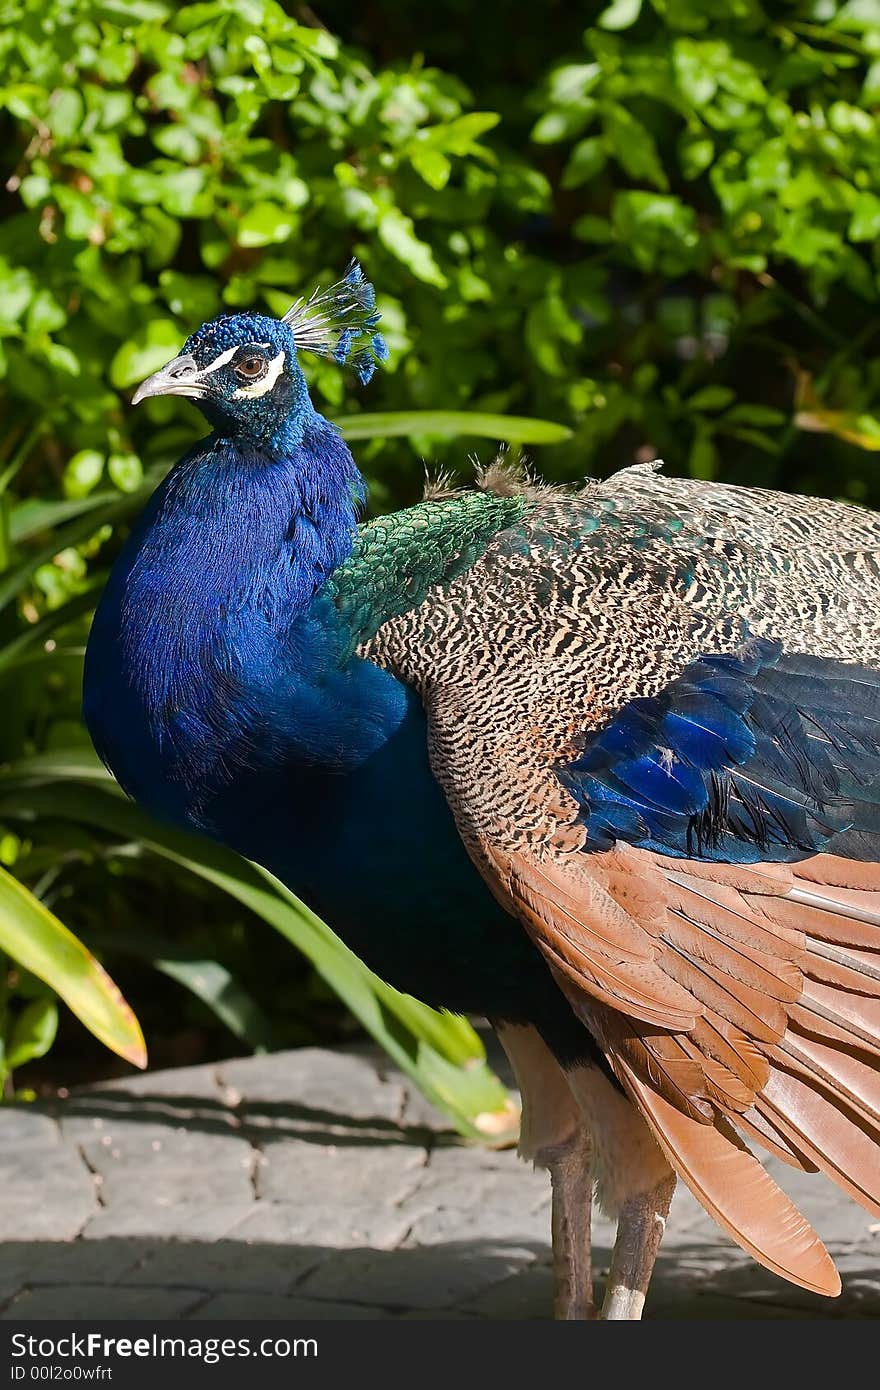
(736, 1105), (819, 1172)
(757, 1068), (880, 1220)
(589, 847), (880, 1297)
(609, 1054), (841, 1297)
(801, 977), (880, 1041)
(778, 1031), (880, 1128)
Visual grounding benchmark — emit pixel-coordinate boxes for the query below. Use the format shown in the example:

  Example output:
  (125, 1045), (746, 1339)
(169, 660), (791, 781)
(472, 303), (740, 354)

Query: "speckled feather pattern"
(325, 489), (529, 660)
(363, 463), (880, 862)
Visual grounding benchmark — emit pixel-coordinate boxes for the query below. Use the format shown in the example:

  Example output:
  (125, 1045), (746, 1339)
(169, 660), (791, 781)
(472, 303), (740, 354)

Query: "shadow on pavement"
(1, 1235), (877, 1320)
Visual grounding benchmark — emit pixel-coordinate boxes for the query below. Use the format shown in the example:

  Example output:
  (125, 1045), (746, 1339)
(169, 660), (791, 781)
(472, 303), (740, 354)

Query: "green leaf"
(9, 477), (163, 545)
(686, 386), (736, 412)
(332, 411), (573, 444)
(0, 585), (102, 675)
(548, 63), (601, 105)
(238, 202), (297, 248)
(723, 404), (787, 427)
(598, 0), (642, 30)
(795, 409), (880, 452)
(47, 90), (84, 141)
(689, 427), (718, 480)
(0, 781), (511, 1141)
(155, 957), (274, 1050)
(673, 39), (719, 107)
(7, 998), (58, 1071)
(161, 168), (209, 218)
(88, 924), (275, 1052)
(108, 452), (144, 493)
(153, 125), (202, 162)
(849, 192), (880, 244)
(410, 146), (452, 190)
(832, 0), (880, 34)
(0, 480), (156, 616)
(612, 192), (700, 275)
(27, 291), (67, 335)
(561, 136), (607, 189)
(0, 866), (145, 1068)
(64, 450), (105, 500)
(678, 132), (714, 180)
(573, 214), (613, 243)
(378, 210), (448, 288)
(110, 320), (183, 389)
(603, 106), (667, 190)
(435, 112), (500, 150)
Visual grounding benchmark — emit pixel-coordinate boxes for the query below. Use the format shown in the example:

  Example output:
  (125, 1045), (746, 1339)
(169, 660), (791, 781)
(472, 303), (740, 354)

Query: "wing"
(365, 464), (880, 1294)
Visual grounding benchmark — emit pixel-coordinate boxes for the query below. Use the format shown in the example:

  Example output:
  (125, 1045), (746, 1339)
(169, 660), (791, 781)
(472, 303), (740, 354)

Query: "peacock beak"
(131, 354), (206, 405)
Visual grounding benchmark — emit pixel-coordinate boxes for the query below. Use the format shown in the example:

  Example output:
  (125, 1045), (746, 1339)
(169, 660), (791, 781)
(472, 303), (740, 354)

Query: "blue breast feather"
(558, 636), (880, 864)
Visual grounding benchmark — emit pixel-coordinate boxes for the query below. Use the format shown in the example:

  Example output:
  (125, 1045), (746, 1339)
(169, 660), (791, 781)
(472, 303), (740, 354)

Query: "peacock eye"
(234, 353), (266, 382)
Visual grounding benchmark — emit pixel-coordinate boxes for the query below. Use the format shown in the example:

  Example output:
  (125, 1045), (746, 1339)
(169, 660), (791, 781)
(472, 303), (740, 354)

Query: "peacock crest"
(282, 260), (389, 384)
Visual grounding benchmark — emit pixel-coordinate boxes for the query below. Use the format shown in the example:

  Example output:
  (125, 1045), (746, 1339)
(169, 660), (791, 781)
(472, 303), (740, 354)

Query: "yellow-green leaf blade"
(0, 866), (146, 1069)
(332, 410), (573, 444)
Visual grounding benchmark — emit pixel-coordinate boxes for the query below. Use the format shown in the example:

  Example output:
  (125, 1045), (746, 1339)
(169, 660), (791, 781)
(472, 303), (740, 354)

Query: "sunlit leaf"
(0, 866), (146, 1068)
(0, 779), (513, 1140)
(334, 411), (572, 444)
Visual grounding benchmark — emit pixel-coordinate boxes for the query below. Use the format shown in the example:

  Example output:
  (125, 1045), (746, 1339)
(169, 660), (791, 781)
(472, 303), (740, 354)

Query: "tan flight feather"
(470, 836), (880, 1289)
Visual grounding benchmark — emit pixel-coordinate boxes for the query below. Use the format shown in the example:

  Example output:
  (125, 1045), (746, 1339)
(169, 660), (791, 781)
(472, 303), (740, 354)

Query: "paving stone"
(0, 1106), (58, 1152)
(1, 1286), (203, 1319)
(647, 1290), (820, 1320)
(96, 1162), (254, 1210)
(254, 1136), (426, 1204)
(460, 1261), (556, 1320)
(298, 1243), (535, 1311)
(91, 1062), (226, 1099)
(119, 1237), (322, 1294)
(228, 1196), (413, 1253)
(397, 1084), (457, 1135)
(410, 1145), (548, 1214)
(192, 1292), (390, 1319)
(220, 1048), (405, 1132)
(0, 1237), (143, 1287)
(60, 1099), (244, 1154)
(0, 1149), (97, 1241)
(81, 1200), (257, 1243)
(406, 1199), (549, 1251)
(397, 1308), (480, 1319)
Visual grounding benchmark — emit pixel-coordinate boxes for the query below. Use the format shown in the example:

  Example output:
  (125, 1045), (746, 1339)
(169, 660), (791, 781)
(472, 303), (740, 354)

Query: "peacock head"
(131, 260), (387, 444)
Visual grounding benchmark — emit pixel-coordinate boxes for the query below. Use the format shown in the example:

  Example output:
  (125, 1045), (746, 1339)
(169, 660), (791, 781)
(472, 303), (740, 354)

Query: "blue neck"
(84, 413), (408, 831)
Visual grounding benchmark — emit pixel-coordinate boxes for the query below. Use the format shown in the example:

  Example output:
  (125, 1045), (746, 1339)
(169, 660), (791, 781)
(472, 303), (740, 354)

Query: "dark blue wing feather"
(558, 636), (880, 864)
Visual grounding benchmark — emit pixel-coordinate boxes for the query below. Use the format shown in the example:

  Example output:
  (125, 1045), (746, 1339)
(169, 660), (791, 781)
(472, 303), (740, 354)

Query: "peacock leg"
(565, 1062), (676, 1321)
(548, 1128), (595, 1319)
(599, 1174), (676, 1320)
(495, 1022), (596, 1320)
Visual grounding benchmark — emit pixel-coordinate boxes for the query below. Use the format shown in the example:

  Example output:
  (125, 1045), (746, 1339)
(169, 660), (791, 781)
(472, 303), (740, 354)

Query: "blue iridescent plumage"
(83, 264), (559, 1036)
(558, 636), (880, 863)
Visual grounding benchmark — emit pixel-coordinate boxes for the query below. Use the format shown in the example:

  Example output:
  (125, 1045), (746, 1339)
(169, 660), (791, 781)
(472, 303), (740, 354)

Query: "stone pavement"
(2, 1046), (878, 1320)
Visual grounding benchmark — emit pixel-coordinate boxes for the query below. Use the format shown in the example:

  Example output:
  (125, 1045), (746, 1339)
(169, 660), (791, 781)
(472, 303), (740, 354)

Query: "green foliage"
(0, 862), (145, 1079)
(2, 0), (879, 501)
(0, 774), (515, 1139)
(524, 0), (880, 492)
(0, 0), (879, 1116)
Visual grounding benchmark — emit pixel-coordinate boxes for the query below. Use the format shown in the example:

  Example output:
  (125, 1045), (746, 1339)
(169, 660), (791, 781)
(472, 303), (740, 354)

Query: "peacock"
(84, 263), (880, 1320)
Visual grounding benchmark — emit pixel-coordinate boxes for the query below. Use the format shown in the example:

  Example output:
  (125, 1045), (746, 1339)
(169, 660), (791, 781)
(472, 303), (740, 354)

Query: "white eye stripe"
(200, 346), (239, 375)
(232, 348), (286, 399)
